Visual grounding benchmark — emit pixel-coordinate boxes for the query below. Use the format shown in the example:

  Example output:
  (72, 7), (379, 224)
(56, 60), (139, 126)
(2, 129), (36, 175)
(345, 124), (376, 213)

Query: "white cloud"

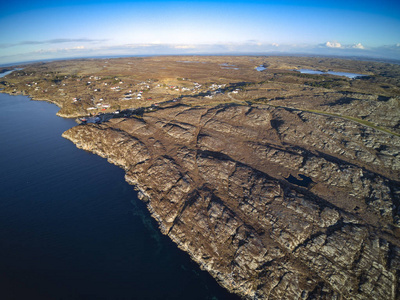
(353, 43), (365, 49)
(324, 41), (366, 50)
(325, 41), (342, 48)
(0, 39), (106, 49)
(33, 45), (86, 54)
(173, 45), (195, 49)
(2, 41), (400, 66)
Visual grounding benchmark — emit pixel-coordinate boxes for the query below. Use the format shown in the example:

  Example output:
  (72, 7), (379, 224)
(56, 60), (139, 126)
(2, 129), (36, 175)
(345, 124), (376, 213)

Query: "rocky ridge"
(63, 103), (400, 299)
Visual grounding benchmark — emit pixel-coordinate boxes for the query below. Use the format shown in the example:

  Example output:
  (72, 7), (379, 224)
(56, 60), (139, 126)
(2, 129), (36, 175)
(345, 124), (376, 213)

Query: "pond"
(296, 69), (366, 79)
(285, 174), (313, 188)
(255, 65), (267, 71)
(220, 64), (239, 70)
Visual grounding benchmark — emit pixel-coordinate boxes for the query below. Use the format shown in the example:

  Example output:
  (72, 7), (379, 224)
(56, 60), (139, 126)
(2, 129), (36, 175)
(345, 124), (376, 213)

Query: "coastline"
(61, 128), (252, 298)
(0, 90), (239, 300)
(1, 68), (225, 296)
(60, 102), (400, 299)
(0, 66), (236, 294)
(0, 85), (249, 297)
(0, 89), (87, 119)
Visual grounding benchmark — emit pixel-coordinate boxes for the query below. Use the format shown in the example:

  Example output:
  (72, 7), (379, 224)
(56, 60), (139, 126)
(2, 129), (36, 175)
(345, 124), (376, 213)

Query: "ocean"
(0, 91), (239, 300)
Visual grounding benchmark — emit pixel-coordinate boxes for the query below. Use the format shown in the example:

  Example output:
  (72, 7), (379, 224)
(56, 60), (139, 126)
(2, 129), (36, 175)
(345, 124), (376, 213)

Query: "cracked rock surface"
(63, 103), (400, 299)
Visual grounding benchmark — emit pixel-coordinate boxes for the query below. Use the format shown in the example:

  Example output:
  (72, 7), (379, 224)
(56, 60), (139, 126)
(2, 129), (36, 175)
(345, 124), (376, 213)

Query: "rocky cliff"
(63, 103), (400, 299)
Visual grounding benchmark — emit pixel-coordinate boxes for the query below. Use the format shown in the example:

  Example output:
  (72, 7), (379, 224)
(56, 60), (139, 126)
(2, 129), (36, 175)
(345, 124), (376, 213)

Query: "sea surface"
(0, 91), (239, 300)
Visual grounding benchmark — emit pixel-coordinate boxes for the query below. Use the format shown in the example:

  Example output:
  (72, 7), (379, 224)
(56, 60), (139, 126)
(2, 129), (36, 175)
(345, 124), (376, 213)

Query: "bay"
(0, 91), (239, 300)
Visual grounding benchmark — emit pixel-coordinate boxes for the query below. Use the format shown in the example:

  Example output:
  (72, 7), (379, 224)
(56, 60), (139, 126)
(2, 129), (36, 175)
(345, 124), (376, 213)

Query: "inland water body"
(297, 68), (366, 78)
(0, 91), (240, 300)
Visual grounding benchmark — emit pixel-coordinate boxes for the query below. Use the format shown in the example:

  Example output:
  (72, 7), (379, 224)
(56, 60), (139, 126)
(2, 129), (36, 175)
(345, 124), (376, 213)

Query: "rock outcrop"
(63, 103), (400, 299)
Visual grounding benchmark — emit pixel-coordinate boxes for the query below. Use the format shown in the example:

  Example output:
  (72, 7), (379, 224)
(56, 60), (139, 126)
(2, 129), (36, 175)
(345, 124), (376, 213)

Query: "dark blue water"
(0, 92), (239, 300)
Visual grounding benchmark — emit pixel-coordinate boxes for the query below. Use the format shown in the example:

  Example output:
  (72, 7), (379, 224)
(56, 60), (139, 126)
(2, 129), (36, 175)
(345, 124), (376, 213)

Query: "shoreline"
(0, 89), (89, 119)
(61, 129), (250, 299)
(60, 99), (400, 299)
(0, 91), (237, 300)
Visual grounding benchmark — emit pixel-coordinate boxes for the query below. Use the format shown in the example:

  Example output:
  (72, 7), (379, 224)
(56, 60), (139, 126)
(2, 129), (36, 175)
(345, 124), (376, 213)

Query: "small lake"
(255, 65), (266, 71)
(0, 89), (239, 299)
(220, 63), (239, 70)
(177, 61), (201, 63)
(285, 174), (313, 188)
(296, 69), (366, 79)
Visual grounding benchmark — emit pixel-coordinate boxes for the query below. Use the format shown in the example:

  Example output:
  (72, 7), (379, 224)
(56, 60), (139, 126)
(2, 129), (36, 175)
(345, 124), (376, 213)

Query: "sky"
(1, 0), (400, 64)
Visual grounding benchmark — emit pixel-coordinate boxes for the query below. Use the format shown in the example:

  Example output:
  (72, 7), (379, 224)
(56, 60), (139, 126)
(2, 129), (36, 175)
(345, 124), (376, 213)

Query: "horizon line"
(2, 52), (400, 68)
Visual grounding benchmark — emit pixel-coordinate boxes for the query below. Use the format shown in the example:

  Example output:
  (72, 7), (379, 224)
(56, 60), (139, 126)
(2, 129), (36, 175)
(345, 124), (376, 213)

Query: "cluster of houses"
(65, 73), (242, 114)
(201, 84), (242, 99)
(110, 86), (121, 91)
(138, 81), (151, 89)
(86, 102), (110, 111)
(25, 82), (38, 87)
(25, 81), (44, 92)
(209, 83), (226, 90)
(122, 90), (145, 100)
(72, 93), (110, 111)
(122, 91), (133, 101)
(194, 82), (202, 88)
(156, 81), (205, 94)
(164, 85), (191, 92)
(203, 83), (228, 98)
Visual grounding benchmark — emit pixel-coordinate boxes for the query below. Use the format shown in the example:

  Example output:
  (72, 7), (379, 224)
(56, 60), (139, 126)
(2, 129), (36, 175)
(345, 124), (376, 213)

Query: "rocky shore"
(63, 103), (400, 299)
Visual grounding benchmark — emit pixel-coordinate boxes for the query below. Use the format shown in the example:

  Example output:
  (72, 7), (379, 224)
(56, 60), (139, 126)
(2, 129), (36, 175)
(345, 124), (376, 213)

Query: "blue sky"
(1, 0), (400, 64)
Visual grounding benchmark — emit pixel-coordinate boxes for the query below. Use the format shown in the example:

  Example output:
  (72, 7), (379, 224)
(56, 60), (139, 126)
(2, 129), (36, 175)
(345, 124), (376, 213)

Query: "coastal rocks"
(63, 104), (400, 299)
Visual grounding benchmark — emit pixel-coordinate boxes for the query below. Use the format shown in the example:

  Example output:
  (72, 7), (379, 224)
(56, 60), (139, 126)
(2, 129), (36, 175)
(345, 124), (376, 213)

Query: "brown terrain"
(1, 56), (400, 299)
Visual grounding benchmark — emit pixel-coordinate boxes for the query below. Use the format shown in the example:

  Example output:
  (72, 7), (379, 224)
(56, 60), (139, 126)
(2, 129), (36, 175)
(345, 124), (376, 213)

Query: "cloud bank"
(353, 43), (365, 49)
(0, 38), (106, 49)
(326, 41), (343, 48)
(1, 40), (399, 65)
(324, 41), (366, 50)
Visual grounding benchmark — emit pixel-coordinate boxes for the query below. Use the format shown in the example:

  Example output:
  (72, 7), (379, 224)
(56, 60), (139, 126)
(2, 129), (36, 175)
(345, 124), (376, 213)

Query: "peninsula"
(1, 56), (400, 299)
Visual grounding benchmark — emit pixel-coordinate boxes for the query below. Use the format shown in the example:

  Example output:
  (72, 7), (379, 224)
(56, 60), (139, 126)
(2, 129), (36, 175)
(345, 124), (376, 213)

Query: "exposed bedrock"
(63, 104), (400, 299)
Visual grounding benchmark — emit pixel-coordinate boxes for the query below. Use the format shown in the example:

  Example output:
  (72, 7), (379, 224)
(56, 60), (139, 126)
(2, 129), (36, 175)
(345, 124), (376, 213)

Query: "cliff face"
(63, 103), (400, 299)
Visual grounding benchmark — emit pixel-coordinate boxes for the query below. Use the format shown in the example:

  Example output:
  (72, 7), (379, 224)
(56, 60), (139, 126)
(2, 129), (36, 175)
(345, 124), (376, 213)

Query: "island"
(1, 56), (399, 299)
